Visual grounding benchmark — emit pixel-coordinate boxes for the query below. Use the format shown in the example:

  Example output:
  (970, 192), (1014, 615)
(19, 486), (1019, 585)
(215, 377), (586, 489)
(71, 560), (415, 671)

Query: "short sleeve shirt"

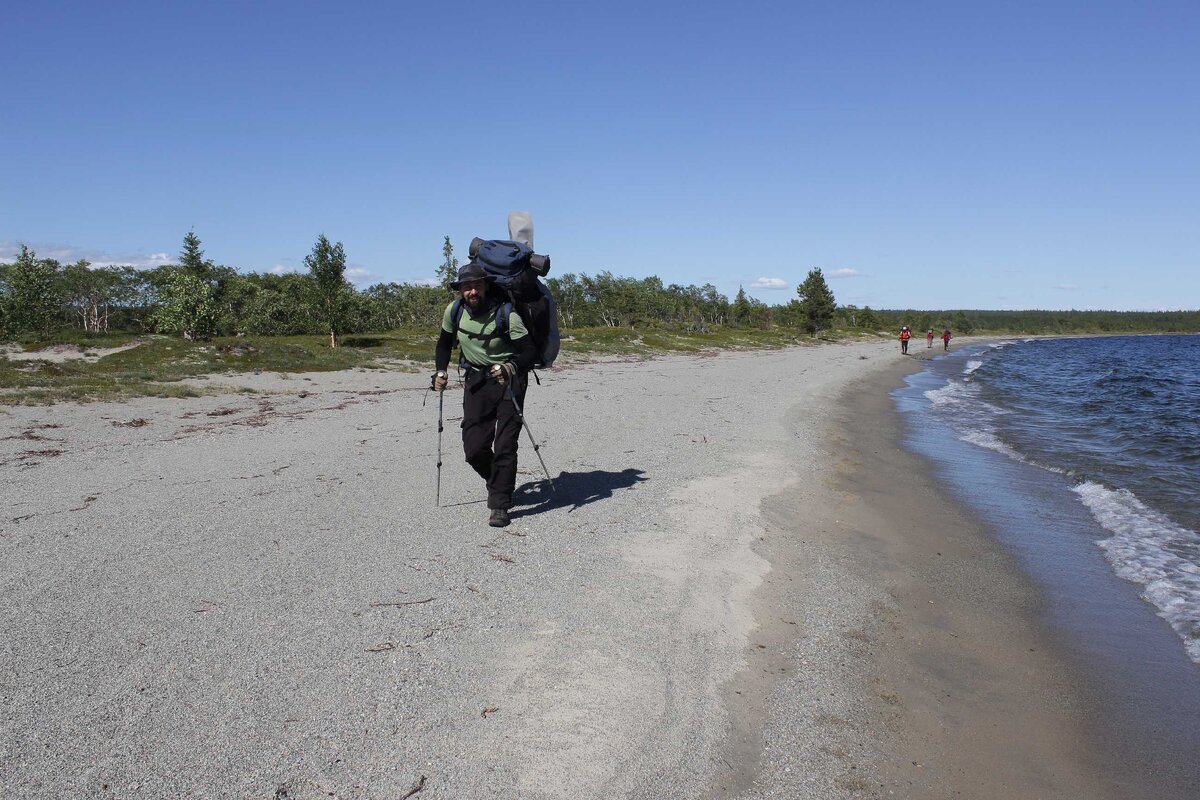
(442, 300), (529, 368)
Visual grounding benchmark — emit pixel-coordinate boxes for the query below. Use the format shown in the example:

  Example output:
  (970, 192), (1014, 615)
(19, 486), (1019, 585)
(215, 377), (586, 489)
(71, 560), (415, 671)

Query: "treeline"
(0, 234), (784, 340)
(0, 237), (452, 341)
(2, 234), (1197, 341)
(857, 307), (1200, 335)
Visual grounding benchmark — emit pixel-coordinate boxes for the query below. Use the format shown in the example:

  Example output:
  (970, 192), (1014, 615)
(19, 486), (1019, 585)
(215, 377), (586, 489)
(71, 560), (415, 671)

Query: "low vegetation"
(3, 231), (1197, 404)
(0, 326), (819, 405)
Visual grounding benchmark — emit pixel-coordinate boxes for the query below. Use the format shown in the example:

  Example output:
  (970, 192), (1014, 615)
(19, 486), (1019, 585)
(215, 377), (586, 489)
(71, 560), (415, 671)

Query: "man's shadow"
(510, 468), (647, 518)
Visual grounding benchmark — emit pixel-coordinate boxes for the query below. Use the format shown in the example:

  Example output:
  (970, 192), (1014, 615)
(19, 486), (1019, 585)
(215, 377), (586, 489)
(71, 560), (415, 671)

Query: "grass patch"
(560, 324), (813, 357)
(1, 324), (862, 404)
(0, 332), (437, 404)
(13, 331), (143, 350)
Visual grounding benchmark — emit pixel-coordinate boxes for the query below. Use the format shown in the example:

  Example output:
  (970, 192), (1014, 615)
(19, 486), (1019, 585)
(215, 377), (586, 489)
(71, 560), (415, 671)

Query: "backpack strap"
(450, 299), (514, 370)
(451, 297), (465, 333)
(451, 298), (512, 340)
(495, 302), (511, 339)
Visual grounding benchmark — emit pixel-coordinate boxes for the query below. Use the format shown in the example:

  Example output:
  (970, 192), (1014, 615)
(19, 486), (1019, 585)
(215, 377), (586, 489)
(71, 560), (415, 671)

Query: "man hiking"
(899, 326), (912, 354)
(926, 329), (935, 348)
(432, 261), (537, 527)
(942, 329), (952, 350)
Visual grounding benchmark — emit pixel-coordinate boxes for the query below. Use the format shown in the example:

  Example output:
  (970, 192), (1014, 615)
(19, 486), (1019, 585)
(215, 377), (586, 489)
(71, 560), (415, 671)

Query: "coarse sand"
(0, 340), (1122, 798)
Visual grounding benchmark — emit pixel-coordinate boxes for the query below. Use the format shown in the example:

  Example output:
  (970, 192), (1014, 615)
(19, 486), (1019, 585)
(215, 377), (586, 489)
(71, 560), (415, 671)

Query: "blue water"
(895, 335), (1200, 794)
(905, 335), (1200, 664)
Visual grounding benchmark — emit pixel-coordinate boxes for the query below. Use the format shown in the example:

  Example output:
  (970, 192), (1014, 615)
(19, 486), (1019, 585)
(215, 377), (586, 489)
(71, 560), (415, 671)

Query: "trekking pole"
(505, 385), (555, 491)
(435, 390), (444, 507)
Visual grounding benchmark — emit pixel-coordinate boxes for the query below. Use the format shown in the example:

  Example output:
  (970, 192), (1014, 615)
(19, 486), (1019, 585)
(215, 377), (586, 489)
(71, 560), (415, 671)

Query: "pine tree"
(732, 286), (752, 326)
(152, 232), (220, 339)
(436, 236), (458, 292)
(305, 234), (349, 348)
(180, 230), (212, 279)
(795, 267), (836, 335)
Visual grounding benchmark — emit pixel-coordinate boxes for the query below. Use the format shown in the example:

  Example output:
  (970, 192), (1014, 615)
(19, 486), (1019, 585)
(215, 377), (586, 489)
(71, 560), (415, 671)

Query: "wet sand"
(832, 358), (1114, 798)
(706, 351), (1128, 799)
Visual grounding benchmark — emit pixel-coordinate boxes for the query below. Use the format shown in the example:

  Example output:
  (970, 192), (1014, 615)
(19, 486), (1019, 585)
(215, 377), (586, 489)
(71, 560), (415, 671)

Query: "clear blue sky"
(2, 1), (1196, 310)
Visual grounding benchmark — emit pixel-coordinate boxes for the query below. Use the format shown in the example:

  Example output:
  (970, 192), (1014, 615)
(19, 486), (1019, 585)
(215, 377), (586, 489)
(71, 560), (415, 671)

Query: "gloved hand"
(489, 362), (517, 387)
(431, 371), (448, 392)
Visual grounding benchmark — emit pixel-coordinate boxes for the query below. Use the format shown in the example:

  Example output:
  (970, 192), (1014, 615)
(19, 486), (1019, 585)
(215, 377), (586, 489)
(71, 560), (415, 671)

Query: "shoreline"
(833, 358), (1114, 798)
(709, 350), (1119, 798)
(892, 339), (1200, 798)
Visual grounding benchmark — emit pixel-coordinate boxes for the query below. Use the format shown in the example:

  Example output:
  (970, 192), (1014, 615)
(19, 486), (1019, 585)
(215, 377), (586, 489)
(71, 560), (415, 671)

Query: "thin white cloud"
(94, 252), (172, 269)
(344, 265), (380, 285)
(0, 241), (172, 269)
(750, 277), (788, 290)
(1055, 284), (1080, 290)
(408, 277), (441, 287)
(826, 268), (864, 278)
(269, 264), (301, 275)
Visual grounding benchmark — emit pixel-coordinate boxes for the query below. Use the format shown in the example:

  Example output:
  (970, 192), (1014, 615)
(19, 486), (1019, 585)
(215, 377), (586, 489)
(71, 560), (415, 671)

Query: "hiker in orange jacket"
(899, 326), (912, 355)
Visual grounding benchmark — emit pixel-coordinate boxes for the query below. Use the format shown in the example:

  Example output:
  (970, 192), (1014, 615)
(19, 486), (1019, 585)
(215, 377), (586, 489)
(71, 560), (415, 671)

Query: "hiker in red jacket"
(926, 329), (935, 348)
(942, 329), (952, 350)
(899, 326), (912, 354)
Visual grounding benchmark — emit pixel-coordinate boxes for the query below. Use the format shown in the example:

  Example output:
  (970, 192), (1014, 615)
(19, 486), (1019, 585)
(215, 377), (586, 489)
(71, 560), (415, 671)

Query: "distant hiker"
(942, 329), (952, 350)
(899, 326), (912, 355)
(432, 261), (537, 528)
(926, 329), (935, 348)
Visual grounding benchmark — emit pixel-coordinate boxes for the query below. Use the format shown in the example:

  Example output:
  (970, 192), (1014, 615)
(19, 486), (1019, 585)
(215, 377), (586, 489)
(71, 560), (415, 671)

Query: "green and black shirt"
(435, 299), (536, 373)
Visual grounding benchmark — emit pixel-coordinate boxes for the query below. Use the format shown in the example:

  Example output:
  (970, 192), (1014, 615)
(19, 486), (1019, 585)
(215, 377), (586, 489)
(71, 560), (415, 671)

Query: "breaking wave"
(1076, 481), (1200, 663)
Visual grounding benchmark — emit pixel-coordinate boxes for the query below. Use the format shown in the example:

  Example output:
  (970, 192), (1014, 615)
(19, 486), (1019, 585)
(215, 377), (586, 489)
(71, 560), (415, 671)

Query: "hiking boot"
(488, 508), (510, 528)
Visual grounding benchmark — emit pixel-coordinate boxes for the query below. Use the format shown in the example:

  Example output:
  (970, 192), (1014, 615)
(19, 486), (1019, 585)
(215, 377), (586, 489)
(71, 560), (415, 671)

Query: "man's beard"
(464, 292), (484, 310)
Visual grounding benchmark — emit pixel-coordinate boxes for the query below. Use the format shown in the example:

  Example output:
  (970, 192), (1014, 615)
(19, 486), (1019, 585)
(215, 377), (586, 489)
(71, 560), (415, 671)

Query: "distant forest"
(2, 234), (1197, 341)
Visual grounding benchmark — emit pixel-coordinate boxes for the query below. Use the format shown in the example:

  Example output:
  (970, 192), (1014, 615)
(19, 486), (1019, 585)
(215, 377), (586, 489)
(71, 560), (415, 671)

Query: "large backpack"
(454, 237), (560, 369)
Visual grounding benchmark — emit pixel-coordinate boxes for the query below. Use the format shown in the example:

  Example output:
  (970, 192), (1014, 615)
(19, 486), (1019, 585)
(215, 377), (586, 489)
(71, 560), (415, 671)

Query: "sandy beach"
(0, 340), (1149, 798)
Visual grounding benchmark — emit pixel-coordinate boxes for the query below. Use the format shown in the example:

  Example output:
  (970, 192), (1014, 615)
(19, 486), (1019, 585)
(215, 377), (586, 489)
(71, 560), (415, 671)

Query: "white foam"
(924, 380), (975, 407)
(964, 359), (984, 376)
(1075, 481), (1200, 664)
(1029, 460), (1068, 475)
(958, 429), (1024, 460)
(955, 427), (1070, 474)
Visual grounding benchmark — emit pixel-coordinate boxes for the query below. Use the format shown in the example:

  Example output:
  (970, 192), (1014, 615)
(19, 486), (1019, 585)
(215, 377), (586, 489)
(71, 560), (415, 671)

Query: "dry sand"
(0, 341), (145, 363)
(0, 340), (1125, 798)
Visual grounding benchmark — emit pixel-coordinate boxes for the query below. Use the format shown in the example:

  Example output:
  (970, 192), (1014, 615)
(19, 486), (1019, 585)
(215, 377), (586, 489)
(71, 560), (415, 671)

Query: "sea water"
(906, 335), (1200, 662)
(894, 335), (1200, 793)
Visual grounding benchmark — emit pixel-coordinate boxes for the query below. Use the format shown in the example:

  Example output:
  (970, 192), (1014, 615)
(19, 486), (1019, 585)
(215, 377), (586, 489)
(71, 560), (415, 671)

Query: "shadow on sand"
(510, 468), (647, 518)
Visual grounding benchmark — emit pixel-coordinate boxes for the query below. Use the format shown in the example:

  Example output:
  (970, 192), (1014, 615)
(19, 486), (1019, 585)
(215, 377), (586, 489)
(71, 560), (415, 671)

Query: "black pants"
(461, 370), (527, 510)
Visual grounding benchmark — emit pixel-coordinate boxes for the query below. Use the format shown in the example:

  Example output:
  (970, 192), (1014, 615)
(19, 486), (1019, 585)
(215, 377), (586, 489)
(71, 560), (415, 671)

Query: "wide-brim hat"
(450, 260), (491, 290)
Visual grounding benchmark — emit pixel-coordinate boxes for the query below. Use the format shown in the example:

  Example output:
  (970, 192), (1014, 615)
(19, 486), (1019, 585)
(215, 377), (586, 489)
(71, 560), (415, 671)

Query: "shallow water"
(894, 335), (1200, 796)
